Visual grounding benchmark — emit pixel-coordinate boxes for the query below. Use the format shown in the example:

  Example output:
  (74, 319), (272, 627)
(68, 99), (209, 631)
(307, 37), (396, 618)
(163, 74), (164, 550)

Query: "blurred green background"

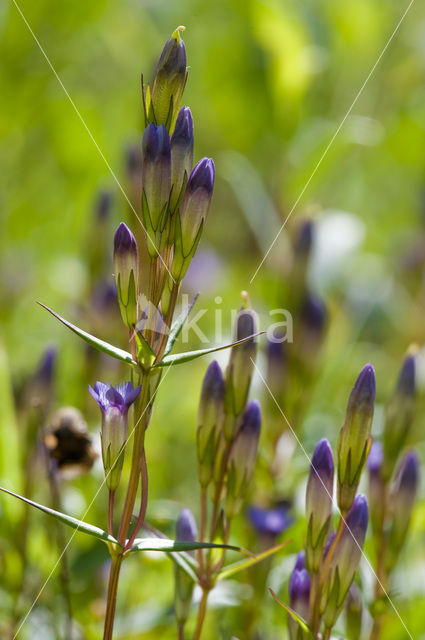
(1, 0), (425, 638)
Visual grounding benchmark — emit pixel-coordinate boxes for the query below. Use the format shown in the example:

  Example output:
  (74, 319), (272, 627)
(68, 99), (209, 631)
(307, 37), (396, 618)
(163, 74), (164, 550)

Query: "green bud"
(225, 400), (261, 518)
(382, 354), (416, 481)
(337, 364), (375, 513)
(113, 223), (139, 328)
(141, 124), (172, 247)
(147, 28), (187, 130)
(321, 496), (368, 629)
(306, 439), (334, 572)
(197, 361), (225, 487)
(224, 308), (258, 440)
(345, 583), (362, 640)
(386, 450), (419, 572)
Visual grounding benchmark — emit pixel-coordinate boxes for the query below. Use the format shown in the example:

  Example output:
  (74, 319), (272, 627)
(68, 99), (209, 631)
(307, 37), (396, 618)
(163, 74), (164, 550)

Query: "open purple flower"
(248, 504), (292, 540)
(89, 381), (141, 491)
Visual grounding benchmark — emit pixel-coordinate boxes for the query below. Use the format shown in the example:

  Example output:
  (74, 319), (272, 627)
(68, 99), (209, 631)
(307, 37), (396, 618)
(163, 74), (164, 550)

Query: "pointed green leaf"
(0, 487), (119, 545)
(163, 293), (199, 357)
(217, 540), (290, 581)
(268, 588), (313, 635)
(39, 303), (138, 367)
(153, 332), (265, 368)
(129, 537), (246, 554)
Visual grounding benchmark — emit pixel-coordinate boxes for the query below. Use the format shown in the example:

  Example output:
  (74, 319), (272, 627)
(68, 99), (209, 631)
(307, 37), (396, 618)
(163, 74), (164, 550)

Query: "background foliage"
(1, 0), (425, 638)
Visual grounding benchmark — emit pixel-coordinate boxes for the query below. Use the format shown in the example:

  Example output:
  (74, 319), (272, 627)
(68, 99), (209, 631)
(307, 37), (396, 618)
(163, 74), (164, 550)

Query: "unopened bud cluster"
(287, 365), (374, 639)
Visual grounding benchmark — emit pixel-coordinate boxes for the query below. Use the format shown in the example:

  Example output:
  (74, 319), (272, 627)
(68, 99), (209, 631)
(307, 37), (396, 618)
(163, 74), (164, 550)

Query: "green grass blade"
(217, 540), (290, 580)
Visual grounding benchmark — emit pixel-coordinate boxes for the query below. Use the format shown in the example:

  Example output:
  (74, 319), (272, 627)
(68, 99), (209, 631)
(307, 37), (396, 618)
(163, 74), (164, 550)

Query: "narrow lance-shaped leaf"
(141, 523), (199, 581)
(0, 486), (119, 545)
(129, 537), (251, 555)
(39, 303), (138, 367)
(217, 540), (291, 581)
(153, 332), (265, 368)
(163, 293), (199, 357)
(268, 588), (313, 636)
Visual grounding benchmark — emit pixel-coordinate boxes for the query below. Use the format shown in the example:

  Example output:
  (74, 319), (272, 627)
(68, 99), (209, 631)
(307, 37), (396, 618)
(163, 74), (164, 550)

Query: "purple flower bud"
(113, 223), (139, 328)
(321, 495), (368, 627)
(248, 504), (292, 539)
(367, 442), (385, 534)
(174, 506), (197, 625)
(96, 190), (113, 221)
(170, 107), (194, 211)
(396, 355), (415, 397)
(177, 157), (215, 257)
(225, 400), (261, 518)
(383, 355), (416, 480)
(141, 124), (171, 233)
(294, 219), (314, 255)
(294, 549), (306, 571)
(289, 554), (311, 628)
(367, 441), (383, 475)
(150, 32), (187, 128)
(26, 347), (57, 414)
(197, 361), (225, 487)
(387, 450), (419, 569)
(176, 508), (198, 542)
(300, 295), (326, 334)
(266, 337), (287, 400)
(338, 364), (376, 513)
(306, 439), (334, 571)
(89, 381), (141, 491)
(225, 308), (258, 437)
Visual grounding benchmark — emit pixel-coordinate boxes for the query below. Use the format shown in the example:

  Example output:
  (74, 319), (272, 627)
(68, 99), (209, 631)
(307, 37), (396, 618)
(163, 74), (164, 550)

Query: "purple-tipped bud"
(141, 124), (172, 236)
(89, 381), (141, 491)
(338, 364), (376, 513)
(294, 219), (314, 255)
(170, 106), (194, 211)
(96, 190), (113, 221)
(288, 553), (311, 635)
(367, 442), (385, 534)
(321, 495), (369, 627)
(173, 158), (215, 276)
(387, 450), (419, 570)
(345, 583), (362, 640)
(225, 400), (261, 518)
(383, 355), (416, 480)
(367, 441), (383, 475)
(26, 347), (57, 415)
(176, 508), (198, 543)
(225, 308), (258, 439)
(248, 504), (292, 540)
(300, 295), (326, 334)
(306, 439), (334, 571)
(113, 223), (139, 328)
(150, 31), (187, 129)
(174, 507), (197, 625)
(197, 361), (225, 487)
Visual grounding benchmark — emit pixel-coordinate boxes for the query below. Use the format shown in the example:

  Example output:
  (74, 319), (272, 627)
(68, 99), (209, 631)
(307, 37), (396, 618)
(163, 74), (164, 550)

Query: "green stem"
(108, 490), (115, 537)
(125, 447), (149, 550)
(117, 373), (149, 545)
(103, 554), (123, 640)
(192, 588), (210, 640)
(198, 487), (207, 577)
